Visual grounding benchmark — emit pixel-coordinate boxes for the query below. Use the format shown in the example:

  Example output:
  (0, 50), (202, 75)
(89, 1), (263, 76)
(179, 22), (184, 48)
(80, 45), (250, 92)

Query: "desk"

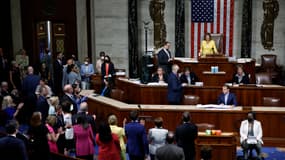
(172, 58), (256, 85)
(87, 95), (285, 147)
(196, 132), (237, 160)
(116, 78), (285, 106)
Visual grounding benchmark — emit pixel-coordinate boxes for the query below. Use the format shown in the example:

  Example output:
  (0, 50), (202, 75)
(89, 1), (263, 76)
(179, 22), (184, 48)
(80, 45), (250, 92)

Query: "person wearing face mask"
(96, 51), (105, 74)
(101, 55), (115, 87)
(80, 57), (94, 90)
(239, 111), (263, 160)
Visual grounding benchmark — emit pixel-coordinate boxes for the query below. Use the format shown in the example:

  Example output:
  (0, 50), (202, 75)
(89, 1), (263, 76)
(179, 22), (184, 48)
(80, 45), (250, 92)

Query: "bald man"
(60, 84), (77, 114)
(167, 65), (183, 104)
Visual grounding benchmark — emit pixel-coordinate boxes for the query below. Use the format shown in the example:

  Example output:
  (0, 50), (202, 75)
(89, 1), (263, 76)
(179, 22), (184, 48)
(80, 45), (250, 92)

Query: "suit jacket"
(240, 120), (263, 144)
(217, 92), (237, 106)
(61, 94), (78, 114)
(101, 62), (115, 79)
(167, 72), (183, 104)
(0, 136), (29, 160)
(53, 59), (63, 91)
(125, 121), (149, 157)
(36, 95), (49, 123)
(80, 64), (95, 82)
(157, 49), (171, 73)
(22, 74), (40, 96)
(151, 73), (168, 83)
(232, 73), (250, 84)
(155, 144), (185, 160)
(175, 123), (198, 160)
(180, 72), (198, 85)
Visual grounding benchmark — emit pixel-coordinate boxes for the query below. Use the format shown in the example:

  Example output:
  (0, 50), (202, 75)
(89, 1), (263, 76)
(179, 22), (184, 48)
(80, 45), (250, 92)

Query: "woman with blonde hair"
(1, 95), (24, 121)
(48, 96), (59, 115)
(108, 114), (126, 160)
(46, 115), (63, 153)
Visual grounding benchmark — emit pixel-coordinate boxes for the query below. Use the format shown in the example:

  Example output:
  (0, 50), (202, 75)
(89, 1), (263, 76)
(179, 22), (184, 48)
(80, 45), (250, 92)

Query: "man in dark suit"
(125, 110), (149, 160)
(175, 112), (198, 160)
(180, 67), (198, 85)
(217, 85), (237, 106)
(61, 84), (78, 114)
(155, 131), (185, 160)
(168, 64), (184, 104)
(232, 64), (250, 84)
(157, 41), (172, 74)
(36, 86), (50, 123)
(0, 120), (28, 160)
(22, 66), (40, 123)
(151, 67), (168, 83)
(53, 52), (64, 95)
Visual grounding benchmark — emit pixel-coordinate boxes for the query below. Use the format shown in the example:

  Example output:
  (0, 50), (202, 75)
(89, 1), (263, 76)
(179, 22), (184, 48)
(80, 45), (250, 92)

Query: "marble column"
(175, 0), (185, 57)
(128, 0), (139, 78)
(10, 0), (23, 55)
(90, 0), (96, 63)
(241, 0), (252, 58)
(76, 0), (88, 62)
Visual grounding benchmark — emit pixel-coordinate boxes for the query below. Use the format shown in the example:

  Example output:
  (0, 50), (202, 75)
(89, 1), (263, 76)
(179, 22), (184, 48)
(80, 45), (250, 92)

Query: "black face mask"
(248, 118), (254, 122)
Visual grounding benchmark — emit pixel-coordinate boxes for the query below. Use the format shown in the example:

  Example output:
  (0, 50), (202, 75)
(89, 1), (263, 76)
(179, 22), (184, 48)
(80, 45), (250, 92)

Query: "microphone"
(212, 47), (215, 54)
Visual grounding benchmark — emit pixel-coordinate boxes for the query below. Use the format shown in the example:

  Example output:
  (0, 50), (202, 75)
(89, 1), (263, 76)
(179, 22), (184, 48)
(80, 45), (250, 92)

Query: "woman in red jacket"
(96, 122), (121, 160)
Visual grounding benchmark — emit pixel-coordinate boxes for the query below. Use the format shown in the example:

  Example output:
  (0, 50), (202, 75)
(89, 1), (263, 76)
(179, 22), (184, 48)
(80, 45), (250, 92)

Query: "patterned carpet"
(237, 146), (285, 160)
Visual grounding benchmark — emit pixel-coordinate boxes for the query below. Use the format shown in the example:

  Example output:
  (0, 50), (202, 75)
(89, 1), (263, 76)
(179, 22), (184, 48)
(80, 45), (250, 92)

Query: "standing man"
(157, 41), (172, 74)
(175, 112), (198, 160)
(53, 52), (63, 95)
(168, 64), (184, 105)
(22, 66), (41, 123)
(80, 57), (94, 89)
(217, 85), (237, 106)
(96, 51), (105, 74)
(125, 110), (149, 160)
(240, 111), (263, 160)
(0, 120), (29, 160)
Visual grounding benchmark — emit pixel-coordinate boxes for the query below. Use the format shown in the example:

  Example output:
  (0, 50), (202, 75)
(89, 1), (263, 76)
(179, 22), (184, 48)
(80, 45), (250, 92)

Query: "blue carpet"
(237, 147), (285, 160)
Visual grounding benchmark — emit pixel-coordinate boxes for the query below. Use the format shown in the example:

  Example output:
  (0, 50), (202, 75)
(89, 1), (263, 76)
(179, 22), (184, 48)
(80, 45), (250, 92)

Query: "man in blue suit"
(157, 41), (172, 74)
(217, 85), (237, 106)
(0, 120), (28, 160)
(168, 64), (184, 105)
(125, 110), (149, 160)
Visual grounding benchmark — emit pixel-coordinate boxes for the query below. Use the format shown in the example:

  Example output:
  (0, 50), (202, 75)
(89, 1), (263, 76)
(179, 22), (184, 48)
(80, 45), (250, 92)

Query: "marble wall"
(252, 0), (285, 65)
(93, 0), (129, 74)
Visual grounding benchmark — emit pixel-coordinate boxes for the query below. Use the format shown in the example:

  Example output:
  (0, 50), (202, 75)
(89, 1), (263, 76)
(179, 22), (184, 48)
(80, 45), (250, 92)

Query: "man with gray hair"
(167, 64), (184, 104)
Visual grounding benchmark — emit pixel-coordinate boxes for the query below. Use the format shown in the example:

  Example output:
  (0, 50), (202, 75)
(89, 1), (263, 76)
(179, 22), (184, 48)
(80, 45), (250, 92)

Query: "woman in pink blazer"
(73, 115), (95, 160)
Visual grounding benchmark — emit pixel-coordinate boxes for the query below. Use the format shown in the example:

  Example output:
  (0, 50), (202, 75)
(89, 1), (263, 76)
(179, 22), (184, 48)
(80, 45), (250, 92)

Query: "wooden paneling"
(116, 79), (285, 106)
(172, 58), (256, 85)
(87, 96), (285, 147)
(196, 132), (237, 160)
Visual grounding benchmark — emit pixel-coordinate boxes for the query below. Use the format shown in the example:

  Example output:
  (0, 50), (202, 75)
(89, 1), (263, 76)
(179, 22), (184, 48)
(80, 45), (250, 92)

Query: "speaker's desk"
(172, 57), (256, 85)
(87, 95), (285, 147)
(116, 78), (285, 106)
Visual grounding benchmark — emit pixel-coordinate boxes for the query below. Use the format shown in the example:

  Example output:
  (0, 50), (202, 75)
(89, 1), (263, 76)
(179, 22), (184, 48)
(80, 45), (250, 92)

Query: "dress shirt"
(224, 93), (229, 105)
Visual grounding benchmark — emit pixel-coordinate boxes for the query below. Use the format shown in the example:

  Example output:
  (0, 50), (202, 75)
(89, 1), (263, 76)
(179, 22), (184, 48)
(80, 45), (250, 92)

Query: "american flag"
(190, 0), (234, 58)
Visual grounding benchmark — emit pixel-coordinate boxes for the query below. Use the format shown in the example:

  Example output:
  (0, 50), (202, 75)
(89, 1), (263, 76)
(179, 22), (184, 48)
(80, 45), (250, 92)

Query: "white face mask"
(84, 61), (88, 65)
(101, 56), (105, 60)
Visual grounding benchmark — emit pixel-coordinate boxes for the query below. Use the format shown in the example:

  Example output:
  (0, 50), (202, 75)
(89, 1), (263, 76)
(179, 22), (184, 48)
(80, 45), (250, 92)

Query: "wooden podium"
(195, 132), (237, 160)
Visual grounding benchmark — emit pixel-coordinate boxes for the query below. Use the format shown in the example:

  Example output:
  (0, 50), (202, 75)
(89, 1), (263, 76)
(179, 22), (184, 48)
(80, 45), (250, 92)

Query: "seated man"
(232, 64), (250, 84)
(151, 67), (168, 83)
(240, 111), (263, 160)
(217, 85), (237, 106)
(180, 67), (198, 85)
